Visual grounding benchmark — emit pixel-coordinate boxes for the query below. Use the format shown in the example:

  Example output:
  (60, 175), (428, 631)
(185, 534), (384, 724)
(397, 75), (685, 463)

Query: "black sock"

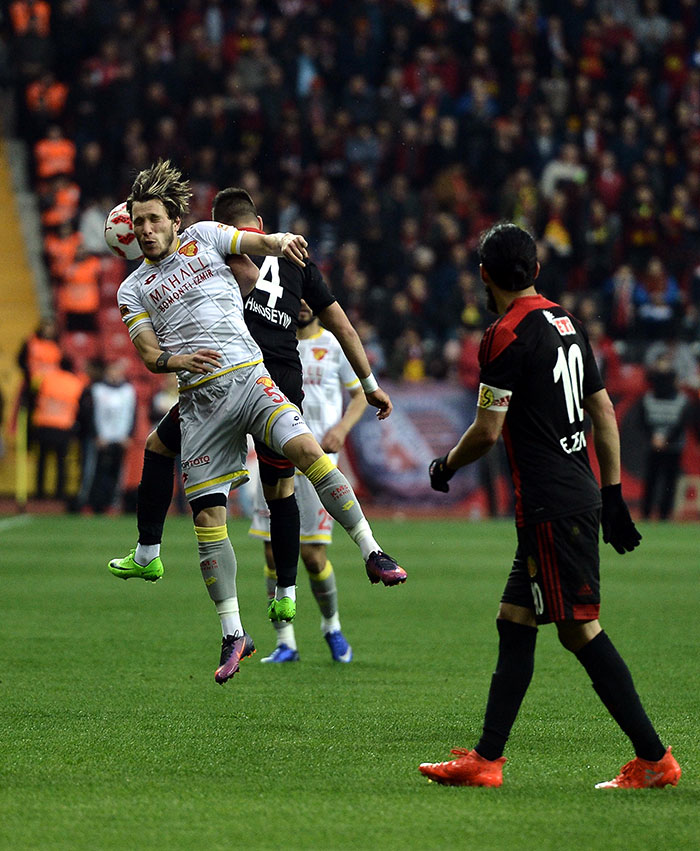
(268, 494), (300, 588)
(475, 619), (538, 761)
(575, 631), (665, 761)
(136, 450), (175, 545)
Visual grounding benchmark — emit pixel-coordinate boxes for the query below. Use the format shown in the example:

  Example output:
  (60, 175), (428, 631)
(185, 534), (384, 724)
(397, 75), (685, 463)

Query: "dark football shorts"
(501, 509), (601, 624)
(253, 364), (304, 486)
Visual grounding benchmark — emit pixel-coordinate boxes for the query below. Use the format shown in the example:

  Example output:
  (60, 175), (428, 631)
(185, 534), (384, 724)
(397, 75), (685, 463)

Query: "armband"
(360, 372), (379, 393)
(155, 351), (174, 372)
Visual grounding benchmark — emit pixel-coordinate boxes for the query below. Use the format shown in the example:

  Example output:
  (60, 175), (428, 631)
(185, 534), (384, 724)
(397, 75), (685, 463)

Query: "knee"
(283, 434), (322, 473)
(146, 429), (176, 457)
(301, 545), (326, 575)
(556, 619), (601, 653)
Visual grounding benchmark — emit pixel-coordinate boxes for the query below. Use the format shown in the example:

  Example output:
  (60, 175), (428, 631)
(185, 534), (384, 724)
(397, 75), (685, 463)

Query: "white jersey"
(298, 328), (360, 449)
(117, 221), (262, 391)
(91, 381), (136, 442)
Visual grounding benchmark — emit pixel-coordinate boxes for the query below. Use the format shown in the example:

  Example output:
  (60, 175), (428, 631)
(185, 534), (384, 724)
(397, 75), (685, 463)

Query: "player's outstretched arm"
(318, 301), (393, 419)
(132, 328), (222, 375)
(239, 230), (308, 267)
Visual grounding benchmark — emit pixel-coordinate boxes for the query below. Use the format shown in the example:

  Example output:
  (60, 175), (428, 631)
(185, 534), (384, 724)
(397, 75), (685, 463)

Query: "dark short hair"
(212, 187), (258, 225)
(478, 223), (538, 291)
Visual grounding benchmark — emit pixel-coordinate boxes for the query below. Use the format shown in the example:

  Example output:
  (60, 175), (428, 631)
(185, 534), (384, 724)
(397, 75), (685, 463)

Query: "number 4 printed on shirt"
(256, 257), (284, 308)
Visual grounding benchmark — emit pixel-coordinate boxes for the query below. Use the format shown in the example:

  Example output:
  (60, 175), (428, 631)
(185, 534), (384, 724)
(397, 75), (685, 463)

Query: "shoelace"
(221, 632), (244, 661)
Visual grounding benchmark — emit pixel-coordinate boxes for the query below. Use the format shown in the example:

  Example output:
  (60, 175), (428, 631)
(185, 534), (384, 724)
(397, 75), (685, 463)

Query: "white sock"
(215, 597), (243, 637)
(276, 585), (296, 601)
(322, 614), (341, 635)
(274, 621), (297, 649)
(135, 543), (160, 565)
(347, 519), (380, 560)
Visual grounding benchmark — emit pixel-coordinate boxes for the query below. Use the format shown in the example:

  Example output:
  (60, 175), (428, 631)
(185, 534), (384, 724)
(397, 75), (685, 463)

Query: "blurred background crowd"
(2, 0), (700, 515)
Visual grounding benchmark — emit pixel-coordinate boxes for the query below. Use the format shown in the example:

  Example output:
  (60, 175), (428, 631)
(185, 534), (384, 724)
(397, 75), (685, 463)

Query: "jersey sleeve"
(117, 278), (153, 341)
(193, 220), (246, 256)
(478, 323), (524, 392)
(301, 262), (336, 314)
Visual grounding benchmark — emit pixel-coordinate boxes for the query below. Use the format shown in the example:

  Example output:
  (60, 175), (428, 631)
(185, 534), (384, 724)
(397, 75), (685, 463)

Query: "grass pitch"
(0, 514), (697, 850)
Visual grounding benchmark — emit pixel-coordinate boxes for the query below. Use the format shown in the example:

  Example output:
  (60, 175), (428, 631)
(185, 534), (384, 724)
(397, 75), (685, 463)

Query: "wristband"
(155, 351), (173, 372)
(360, 372), (378, 393)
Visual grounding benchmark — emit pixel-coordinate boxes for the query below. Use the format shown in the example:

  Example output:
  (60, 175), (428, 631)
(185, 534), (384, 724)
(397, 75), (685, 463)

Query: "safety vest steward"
(26, 335), (61, 388)
(9, 0), (50, 36)
(34, 138), (76, 179)
(32, 369), (85, 430)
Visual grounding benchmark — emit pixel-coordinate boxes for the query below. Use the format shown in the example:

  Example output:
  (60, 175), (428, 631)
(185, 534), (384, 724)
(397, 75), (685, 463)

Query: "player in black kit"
(419, 223), (681, 790)
(109, 188), (399, 625)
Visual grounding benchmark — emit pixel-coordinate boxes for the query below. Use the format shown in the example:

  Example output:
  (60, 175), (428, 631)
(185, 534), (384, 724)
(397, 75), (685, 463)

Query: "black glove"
(429, 455), (455, 493)
(601, 483), (642, 554)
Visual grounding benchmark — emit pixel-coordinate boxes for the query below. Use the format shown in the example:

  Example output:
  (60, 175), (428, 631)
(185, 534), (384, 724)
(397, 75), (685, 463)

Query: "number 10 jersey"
(478, 294), (605, 526)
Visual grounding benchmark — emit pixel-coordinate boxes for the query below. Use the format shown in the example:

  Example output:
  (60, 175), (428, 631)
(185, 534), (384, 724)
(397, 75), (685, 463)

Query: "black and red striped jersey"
(478, 294), (604, 526)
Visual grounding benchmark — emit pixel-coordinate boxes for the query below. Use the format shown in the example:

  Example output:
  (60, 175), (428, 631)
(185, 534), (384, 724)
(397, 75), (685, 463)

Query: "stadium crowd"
(3, 0), (700, 508)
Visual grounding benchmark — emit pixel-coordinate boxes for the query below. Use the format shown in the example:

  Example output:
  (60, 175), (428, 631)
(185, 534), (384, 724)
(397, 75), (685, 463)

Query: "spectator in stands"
(33, 123), (75, 182)
(88, 359), (136, 514)
(69, 356), (103, 514)
(635, 256), (683, 343)
(640, 358), (692, 521)
(57, 246), (101, 332)
(16, 316), (61, 413)
(31, 355), (84, 502)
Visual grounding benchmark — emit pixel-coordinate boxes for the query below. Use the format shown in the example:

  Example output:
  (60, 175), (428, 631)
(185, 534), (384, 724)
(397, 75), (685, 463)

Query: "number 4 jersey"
(478, 294), (604, 526)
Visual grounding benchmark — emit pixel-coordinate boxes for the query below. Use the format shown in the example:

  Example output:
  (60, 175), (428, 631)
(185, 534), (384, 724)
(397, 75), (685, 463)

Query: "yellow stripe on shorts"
(264, 403), (300, 446)
(194, 524), (228, 542)
(179, 360), (263, 392)
(184, 469), (248, 496)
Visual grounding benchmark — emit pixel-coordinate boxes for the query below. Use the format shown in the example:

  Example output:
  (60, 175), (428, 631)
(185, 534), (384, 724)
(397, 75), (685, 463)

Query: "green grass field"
(1, 514), (697, 850)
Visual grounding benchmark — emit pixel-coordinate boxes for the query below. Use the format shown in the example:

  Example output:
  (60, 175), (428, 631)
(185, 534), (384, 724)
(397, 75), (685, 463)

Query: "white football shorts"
(178, 362), (311, 501)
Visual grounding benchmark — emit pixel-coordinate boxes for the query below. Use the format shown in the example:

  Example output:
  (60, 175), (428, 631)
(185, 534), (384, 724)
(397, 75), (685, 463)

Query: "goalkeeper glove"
(429, 455), (455, 493)
(601, 483), (642, 554)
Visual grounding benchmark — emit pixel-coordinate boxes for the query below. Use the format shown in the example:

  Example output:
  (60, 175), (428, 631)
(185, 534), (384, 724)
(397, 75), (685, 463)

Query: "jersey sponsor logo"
(147, 258), (214, 312)
(544, 310), (575, 336)
(178, 240), (199, 257)
(256, 375), (275, 388)
(312, 347), (328, 360)
(478, 382), (510, 410)
(119, 304), (130, 317)
(182, 454), (210, 469)
(216, 223), (230, 230)
(145, 274), (157, 286)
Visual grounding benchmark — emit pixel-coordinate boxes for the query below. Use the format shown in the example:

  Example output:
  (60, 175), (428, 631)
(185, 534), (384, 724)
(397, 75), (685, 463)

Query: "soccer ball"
(104, 202), (142, 261)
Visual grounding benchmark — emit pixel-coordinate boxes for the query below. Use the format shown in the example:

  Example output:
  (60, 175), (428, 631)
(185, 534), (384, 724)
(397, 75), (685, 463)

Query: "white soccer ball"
(104, 201), (142, 260)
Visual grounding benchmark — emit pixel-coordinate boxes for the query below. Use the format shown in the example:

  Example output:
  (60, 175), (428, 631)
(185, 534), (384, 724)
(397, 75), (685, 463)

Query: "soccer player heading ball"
(420, 223), (680, 790)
